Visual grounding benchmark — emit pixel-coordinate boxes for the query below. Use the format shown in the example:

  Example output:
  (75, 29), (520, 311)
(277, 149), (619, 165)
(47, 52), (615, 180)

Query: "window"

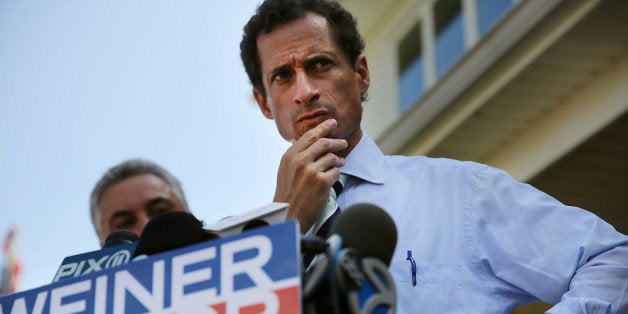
(478, 0), (513, 35)
(395, 0), (515, 113)
(434, 0), (464, 77)
(398, 22), (425, 112)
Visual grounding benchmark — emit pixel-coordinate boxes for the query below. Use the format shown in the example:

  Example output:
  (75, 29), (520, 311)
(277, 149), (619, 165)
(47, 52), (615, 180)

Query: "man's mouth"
(298, 109), (328, 122)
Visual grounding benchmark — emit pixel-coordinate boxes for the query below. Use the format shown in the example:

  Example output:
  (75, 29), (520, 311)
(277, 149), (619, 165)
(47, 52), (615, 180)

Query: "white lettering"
(7, 297), (26, 314)
(73, 260), (86, 278)
(94, 275), (107, 314)
(53, 263), (77, 282)
(221, 235), (273, 294)
(105, 250), (131, 268)
(114, 261), (165, 313)
(31, 291), (48, 314)
(171, 247), (217, 307)
(83, 256), (108, 275)
(7, 291), (48, 314)
(50, 280), (90, 314)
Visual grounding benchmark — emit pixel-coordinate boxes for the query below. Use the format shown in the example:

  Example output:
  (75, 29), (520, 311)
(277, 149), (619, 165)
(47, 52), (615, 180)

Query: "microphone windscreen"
(132, 211), (209, 258)
(329, 203), (397, 266)
(103, 230), (139, 248)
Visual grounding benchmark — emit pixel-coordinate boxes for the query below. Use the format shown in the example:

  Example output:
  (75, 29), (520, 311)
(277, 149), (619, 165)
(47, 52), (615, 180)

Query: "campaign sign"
(52, 243), (138, 282)
(0, 220), (301, 314)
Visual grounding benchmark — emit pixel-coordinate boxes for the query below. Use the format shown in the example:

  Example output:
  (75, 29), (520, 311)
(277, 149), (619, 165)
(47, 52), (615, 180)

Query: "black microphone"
(132, 211), (216, 258)
(301, 235), (329, 256)
(302, 203), (398, 314)
(103, 230), (139, 248)
(329, 203), (397, 266)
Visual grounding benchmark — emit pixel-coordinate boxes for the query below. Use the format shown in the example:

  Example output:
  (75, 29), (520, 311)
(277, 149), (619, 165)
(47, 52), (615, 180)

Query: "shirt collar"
(340, 132), (385, 185)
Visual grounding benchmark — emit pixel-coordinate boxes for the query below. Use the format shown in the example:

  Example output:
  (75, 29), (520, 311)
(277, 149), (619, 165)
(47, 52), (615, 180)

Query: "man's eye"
(112, 218), (135, 230)
(272, 71), (290, 81)
(314, 59), (331, 69)
(149, 208), (174, 218)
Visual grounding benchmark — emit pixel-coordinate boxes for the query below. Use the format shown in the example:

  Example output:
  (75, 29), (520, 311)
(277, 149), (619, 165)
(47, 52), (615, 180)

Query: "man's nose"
(293, 71), (320, 105)
(133, 214), (151, 236)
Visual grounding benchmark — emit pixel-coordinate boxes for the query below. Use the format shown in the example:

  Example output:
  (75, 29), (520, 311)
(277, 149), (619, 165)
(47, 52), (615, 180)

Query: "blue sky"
(0, 0), (290, 292)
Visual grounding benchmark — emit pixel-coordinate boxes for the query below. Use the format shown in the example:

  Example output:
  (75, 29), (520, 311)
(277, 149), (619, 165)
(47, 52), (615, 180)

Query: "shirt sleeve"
(467, 166), (628, 313)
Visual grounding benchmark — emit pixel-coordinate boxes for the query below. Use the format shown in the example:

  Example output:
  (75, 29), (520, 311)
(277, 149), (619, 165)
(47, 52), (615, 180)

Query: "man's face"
(97, 174), (187, 247)
(254, 13), (370, 144)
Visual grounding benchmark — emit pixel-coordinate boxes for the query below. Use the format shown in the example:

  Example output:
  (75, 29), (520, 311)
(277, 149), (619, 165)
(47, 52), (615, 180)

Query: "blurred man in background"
(89, 159), (190, 247)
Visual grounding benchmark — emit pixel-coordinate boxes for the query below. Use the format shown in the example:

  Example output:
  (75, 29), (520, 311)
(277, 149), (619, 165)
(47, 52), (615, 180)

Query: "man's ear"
(253, 88), (274, 120)
(355, 54), (370, 95)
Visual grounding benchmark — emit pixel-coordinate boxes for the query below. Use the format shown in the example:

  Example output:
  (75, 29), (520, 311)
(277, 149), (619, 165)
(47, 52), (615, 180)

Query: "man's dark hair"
(240, 0), (365, 99)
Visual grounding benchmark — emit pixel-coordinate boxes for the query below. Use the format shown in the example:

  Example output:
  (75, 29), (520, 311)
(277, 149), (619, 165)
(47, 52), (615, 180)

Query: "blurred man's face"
(97, 174), (187, 247)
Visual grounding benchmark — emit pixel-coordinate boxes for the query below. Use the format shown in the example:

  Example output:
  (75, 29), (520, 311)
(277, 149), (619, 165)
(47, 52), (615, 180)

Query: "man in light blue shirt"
(240, 0), (627, 312)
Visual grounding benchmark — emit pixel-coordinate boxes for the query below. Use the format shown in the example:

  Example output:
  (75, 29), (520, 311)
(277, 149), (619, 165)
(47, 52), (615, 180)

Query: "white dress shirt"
(336, 133), (627, 313)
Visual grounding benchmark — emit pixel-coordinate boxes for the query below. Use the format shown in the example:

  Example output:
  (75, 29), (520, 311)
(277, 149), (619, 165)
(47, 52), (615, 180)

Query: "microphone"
(132, 203), (288, 259)
(329, 203), (397, 266)
(52, 230), (140, 282)
(132, 211), (216, 258)
(301, 235), (329, 256)
(302, 203), (398, 314)
(103, 230), (139, 248)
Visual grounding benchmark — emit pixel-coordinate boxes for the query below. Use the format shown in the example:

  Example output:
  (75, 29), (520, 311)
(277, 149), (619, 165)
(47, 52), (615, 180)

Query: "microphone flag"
(52, 242), (138, 283)
(1, 220), (301, 313)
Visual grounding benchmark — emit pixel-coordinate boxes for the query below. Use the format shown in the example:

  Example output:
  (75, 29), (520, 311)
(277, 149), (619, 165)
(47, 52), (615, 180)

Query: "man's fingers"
(312, 152), (345, 173)
(292, 119), (337, 151)
(321, 167), (342, 186)
(310, 137), (348, 155)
